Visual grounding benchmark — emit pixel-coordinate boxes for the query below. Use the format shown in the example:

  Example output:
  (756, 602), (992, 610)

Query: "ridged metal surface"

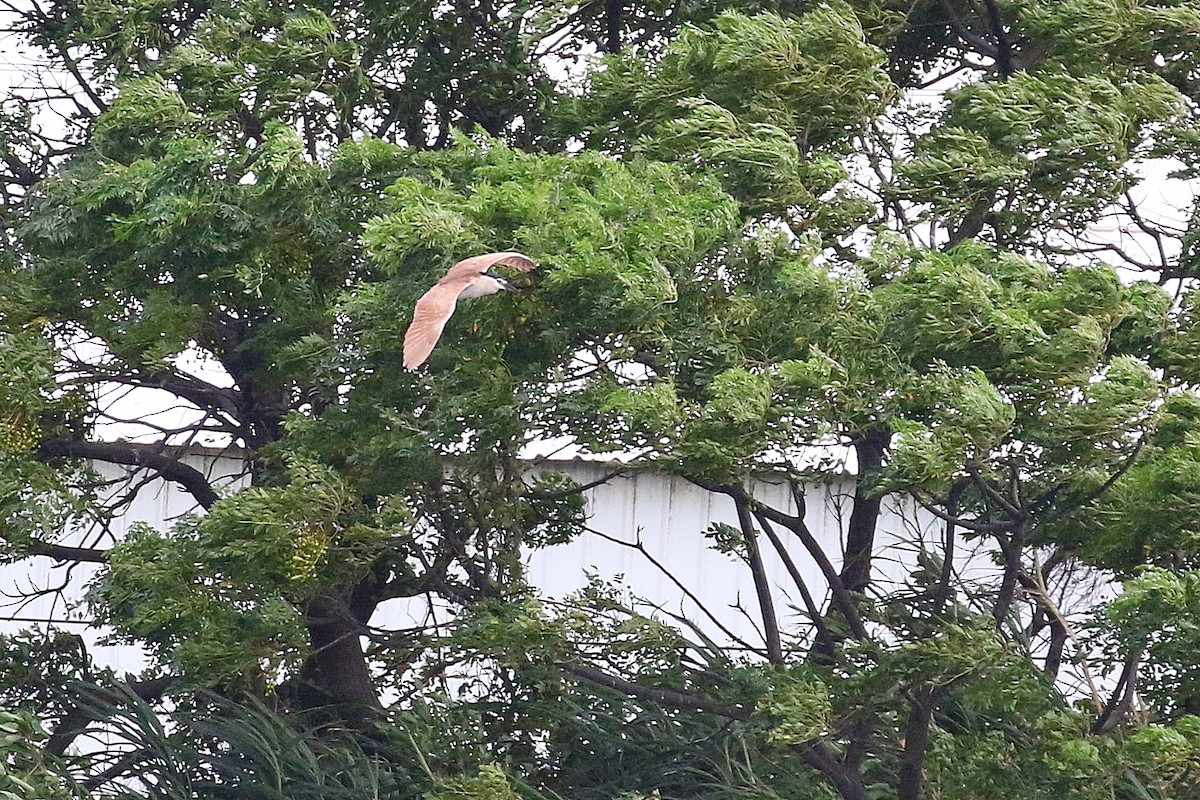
(2, 453), (1002, 672)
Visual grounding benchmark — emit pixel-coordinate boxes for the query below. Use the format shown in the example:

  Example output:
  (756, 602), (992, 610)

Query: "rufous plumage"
(402, 251), (536, 369)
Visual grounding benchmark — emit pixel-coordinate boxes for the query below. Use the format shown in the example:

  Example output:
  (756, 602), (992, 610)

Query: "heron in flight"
(402, 251), (537, 369)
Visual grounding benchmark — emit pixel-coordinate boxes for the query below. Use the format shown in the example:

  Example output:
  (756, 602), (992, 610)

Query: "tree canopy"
(2, 0), (1200, 798)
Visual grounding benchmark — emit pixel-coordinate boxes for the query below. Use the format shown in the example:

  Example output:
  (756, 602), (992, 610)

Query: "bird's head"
(482, 271), (515, 291)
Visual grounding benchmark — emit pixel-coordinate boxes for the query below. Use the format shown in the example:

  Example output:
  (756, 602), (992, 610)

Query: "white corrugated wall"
(2, 452), (1003, 674)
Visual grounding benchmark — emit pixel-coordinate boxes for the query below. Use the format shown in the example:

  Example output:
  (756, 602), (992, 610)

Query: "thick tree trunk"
(841, 427), (889, 592)
(604, 0), (622, 53)
(897, 686), (935, 800)
(299, 590), (383, 721)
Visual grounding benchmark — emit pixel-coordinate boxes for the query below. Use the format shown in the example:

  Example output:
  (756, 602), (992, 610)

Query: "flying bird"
(402, 251), (537, 370)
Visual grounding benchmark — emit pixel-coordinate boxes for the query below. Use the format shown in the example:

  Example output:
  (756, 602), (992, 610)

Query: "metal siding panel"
(2, 455), (1006, 675)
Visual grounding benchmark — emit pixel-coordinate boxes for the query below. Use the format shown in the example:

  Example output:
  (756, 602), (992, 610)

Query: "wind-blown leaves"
(901, 69), (1184, 245)
(3, 1), (1200, 799)
(574, 6), (893, 230)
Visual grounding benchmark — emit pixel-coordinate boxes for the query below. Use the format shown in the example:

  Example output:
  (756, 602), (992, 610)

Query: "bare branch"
(795, 739), (872, 800)
(931, 482), (965, 617)
(936, 0), (999, 59)
(64, 359), (244, 421)
(38, 438), (222, 509)
(692, 479), (870, 641)
(733, 495), (784, 663)
(916, 498), (1017, 534)
(559, 661), (750, 720)
(523, 468), (627, 500)
(751, 506), (834, 650)
(897, 685), (934, 800)
(1018, 566), (1104, 712)
(1092, 648), (1143, 734)
(981, 0), (1013, 77)
(585, 524), (765, 655)
(50, 41), (108, 114)
(991, 525), (1026, 626)
(967, 462), (1024, 519)
(25, 540), (109, 563)
(843, 429), (889, 592)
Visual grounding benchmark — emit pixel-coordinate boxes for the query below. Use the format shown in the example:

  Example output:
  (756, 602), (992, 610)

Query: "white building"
(2, 450), (1082, 680)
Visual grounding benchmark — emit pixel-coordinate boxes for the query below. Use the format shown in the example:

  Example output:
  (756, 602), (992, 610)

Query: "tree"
(2, 0), (1200, 797)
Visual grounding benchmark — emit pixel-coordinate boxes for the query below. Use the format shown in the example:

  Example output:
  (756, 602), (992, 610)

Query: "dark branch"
(39, 438), (222, 509)
(898, 686), (935, 800)
(991, 525), (1026, 626)
(73, 367), (244, 421)
(604, 0), (621, 53)
(937, 0), (999, 59)
(747, 498), (869, 640)
(51, 41), (108, 114)
(734, 495), (784, 664)
(795, 739), (872, 800)
(1093, 648), (1142, 734)
(47, 676), (176, 756)
(981, 0), (1013, 77)
(967, 463), (1024, 519)
(931, 482), (965, 617)
(916, 498), (1017, 534)
(26, 540), (109, 563)
(752, 506), (834, 654)
(559, 662), (750, 720)
(524, 468), (626, 500)
(842, 428), (888, 592)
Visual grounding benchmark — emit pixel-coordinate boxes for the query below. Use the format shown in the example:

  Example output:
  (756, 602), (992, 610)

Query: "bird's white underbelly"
(458, 278), (505, 299)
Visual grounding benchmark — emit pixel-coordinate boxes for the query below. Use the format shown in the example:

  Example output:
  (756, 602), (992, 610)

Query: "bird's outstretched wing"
(443, 251), (537, 281)
(402, 251), (538, 370)
(403, 282), (466, 370)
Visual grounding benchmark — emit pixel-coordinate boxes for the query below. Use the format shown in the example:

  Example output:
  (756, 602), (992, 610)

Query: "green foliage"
(0, 710), (74, 800)
(358, 135), (738, 333)
(575, 6), (893, 230)
(901, 69), (1183, 245)
(424, 764), (522, 800)
(756, 670), (831, 746)
(201, 457), (389, 588)
(3, 1), (1200, 799)
(95, 519), (309, 686)
(1019, 0), (1200, 73)
(181, 695), (414, 799)
(0, 332), (94, 560)
(0, 332), (53, 455)
(1102, 568), (1200, 718)
(0, 632), (91, 719)
(449, 597), (570, 668)
(1041, 391), (1200, 571)
(922, 707), (1198, 800)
